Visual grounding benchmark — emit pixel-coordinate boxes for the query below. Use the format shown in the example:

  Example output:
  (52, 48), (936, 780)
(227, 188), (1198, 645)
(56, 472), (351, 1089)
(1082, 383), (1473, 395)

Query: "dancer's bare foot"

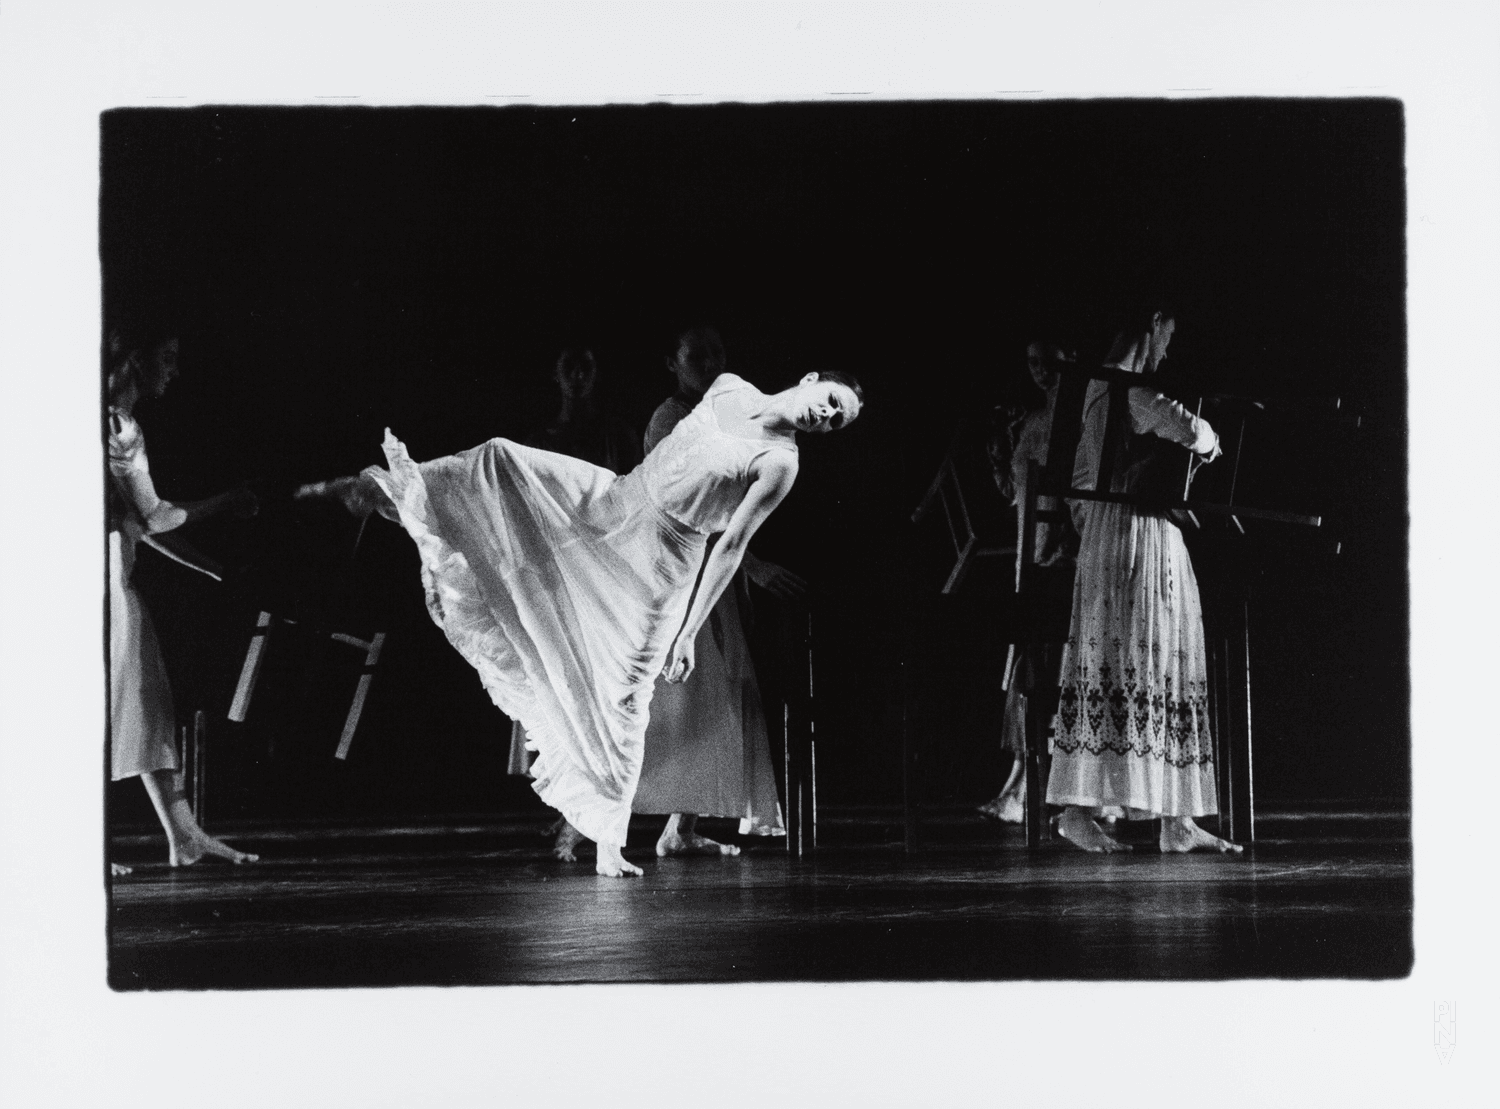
(979, 760), (1026, 823)
(1054, 807), (1132, 853)
(111, 862), (133, 877)
(595, 843), (644, 878)
(553, 821), (585, 863)
(977, 791), (1024, 824)
(1159, 816), (1243, 855)
(169, 831), (259, 867)
(655, 813), (740, 857)
(656, 828), (741, 857)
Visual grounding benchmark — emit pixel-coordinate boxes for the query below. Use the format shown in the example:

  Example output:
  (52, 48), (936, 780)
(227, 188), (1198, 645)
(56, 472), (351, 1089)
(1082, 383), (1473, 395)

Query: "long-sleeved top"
(1071, 379), (1218, 496)
(108, 408), (187, 536)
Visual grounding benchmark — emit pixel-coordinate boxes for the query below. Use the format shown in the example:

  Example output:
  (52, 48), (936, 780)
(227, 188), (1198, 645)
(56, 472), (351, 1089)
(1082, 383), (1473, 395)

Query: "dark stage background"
(101, 101), (1407, 828)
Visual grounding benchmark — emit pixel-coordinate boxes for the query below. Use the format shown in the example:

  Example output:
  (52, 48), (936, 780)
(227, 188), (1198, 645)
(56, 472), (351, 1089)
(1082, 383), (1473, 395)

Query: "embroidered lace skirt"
(368, 431), (705, 846)
(1046, 501), (1218, 817)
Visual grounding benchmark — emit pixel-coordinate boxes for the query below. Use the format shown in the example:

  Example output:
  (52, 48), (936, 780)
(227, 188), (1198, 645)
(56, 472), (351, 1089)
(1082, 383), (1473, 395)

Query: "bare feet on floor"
(553, 821), (585, 862)
(977, 791), (1024, 824)
(655, 813), (740, 857)
(979, 761), (1026, 823)
(656, 829), (741, 857)
(1159, 816), (1243, 855)
(169, 832), (259, 867)
(1054, 807), (1132, 853)
(595, 843), (644, 878)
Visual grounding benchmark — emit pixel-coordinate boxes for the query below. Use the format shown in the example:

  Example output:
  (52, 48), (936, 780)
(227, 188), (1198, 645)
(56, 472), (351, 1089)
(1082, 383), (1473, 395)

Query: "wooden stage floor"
(108, 809), (1412, 989)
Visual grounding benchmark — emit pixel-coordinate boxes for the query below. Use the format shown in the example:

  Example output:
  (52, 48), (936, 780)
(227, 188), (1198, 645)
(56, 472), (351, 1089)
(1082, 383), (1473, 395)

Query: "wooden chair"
(225, 516), (387, 762)
(910, 427), (1016, 595)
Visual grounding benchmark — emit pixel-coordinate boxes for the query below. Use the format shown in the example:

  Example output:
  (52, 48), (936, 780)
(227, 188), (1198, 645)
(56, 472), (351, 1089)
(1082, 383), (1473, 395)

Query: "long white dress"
(505, 408), (643, 776)
(366, 373), (796, 846)
(1045, 379), (1221, 818)
(630, 392), (786, 835)
(108, 410), (187, 780)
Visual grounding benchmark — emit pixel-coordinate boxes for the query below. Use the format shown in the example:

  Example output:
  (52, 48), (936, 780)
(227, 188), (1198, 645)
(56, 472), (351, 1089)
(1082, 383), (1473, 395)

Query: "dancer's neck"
(743, 392), (799, 439)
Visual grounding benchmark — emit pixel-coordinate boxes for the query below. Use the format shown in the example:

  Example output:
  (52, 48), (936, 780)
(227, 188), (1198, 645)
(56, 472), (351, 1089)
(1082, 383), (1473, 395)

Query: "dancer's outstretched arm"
(662, 453), (797, 683)
(172, 485), (259, 525)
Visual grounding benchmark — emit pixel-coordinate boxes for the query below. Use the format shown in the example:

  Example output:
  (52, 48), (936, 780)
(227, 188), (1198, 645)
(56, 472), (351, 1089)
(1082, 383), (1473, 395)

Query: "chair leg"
(191, 710), (207, 827)
(228, 611), (274, 723)
(1024, 705), (1047, 850)
(335, 632), (386, 761)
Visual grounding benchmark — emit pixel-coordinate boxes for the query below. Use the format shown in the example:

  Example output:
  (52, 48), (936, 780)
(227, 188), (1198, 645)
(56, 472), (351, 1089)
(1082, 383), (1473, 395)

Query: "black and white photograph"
(98, 96), (1409, 988)
(2, 3), (1496, 1106)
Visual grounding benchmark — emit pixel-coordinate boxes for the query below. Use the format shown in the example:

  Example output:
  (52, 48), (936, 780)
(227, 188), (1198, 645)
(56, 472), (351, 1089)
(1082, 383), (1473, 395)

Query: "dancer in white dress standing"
(298, 366), (862, 876)
(107, 333), (260, 872)
(633, 328), (803, 857)
(1046, 310), (1241, 854)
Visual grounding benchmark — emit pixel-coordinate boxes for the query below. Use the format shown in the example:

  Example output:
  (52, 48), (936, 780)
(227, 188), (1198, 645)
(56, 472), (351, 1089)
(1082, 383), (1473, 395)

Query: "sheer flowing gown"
(367, 373), (795, 846)
(506, 409), (643, 777)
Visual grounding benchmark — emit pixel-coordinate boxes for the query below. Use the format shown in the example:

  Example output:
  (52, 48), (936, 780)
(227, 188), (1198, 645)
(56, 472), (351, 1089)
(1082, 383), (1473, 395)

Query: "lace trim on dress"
(1053, 650), (1214, 769)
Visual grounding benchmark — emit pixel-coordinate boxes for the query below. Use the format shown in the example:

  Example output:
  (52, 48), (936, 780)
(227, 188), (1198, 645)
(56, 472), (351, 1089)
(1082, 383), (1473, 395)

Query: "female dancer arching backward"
(298, 370), (862, 876)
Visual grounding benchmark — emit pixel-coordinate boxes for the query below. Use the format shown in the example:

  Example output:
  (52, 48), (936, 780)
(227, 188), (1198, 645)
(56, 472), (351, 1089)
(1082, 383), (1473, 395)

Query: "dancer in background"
(298, 360), (863, 876)
(632, 327), (799, 857)
(1046, 309), (1240, 854)
(505, 348), (643, 861)
(978, 340), (1080, 824)
(107, 332), (260, 873)
(523, 346), (643, 473)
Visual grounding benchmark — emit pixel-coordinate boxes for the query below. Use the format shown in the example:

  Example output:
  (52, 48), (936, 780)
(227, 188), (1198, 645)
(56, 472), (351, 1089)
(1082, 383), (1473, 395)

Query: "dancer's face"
(788, 374), (861, 434)
(671, 343), (718, 399)
(555, 354), (598, 400)
(1026, 342), (1058, 391)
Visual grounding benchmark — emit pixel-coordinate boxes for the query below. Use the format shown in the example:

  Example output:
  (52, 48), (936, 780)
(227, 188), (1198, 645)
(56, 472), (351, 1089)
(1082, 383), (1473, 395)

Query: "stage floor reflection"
(108, 810), (1411, 989)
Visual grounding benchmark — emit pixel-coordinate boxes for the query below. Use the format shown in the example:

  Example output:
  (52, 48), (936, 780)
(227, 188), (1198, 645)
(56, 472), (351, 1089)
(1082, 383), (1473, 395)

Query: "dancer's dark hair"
(814, 368), (865, 406)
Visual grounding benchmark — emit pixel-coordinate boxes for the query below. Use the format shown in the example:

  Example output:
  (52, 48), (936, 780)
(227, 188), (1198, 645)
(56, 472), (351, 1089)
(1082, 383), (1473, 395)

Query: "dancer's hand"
(663, 634), (697, 684)
(744, 554), (807, 602)
(1186, 434), (1223, 492)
